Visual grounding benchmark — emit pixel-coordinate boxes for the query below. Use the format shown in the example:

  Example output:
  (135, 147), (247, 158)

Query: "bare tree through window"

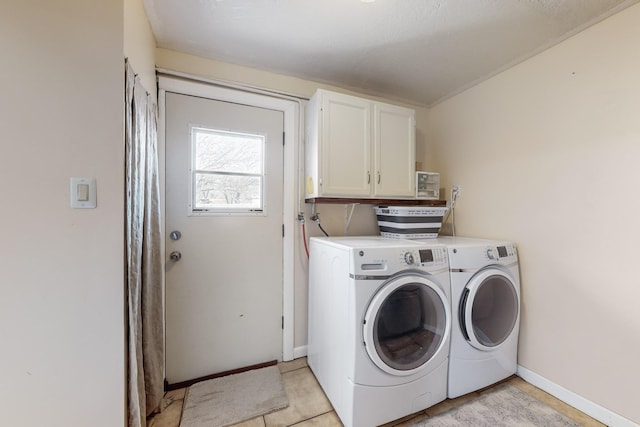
(191, 127), (265, 212)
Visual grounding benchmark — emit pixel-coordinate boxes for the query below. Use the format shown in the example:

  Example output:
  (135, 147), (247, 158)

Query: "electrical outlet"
(452, 184), (461, 198)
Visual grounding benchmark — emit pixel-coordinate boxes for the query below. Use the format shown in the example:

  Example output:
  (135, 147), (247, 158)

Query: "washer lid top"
(311, 236), (428, 249)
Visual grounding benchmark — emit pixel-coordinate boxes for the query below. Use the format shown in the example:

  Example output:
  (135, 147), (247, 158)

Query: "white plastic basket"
(374, 206), (448, 239)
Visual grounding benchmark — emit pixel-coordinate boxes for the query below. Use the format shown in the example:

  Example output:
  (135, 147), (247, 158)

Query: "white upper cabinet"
(373, 102), (416, 198)
(305, 89), (416, 199)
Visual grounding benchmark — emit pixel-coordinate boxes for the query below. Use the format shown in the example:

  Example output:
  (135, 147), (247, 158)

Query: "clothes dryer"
(427, 236), (521, 398)
(308, 236), (451, 427)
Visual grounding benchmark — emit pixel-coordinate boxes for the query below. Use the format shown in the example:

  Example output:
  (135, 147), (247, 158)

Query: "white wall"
(155, 48), (432, 350)
(0, 1), (125, 426)
(125, 0), (157, 102)
(428, 4), (640, 424)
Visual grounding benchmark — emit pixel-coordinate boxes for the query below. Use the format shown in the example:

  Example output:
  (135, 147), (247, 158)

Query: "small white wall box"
(375, 205), (448, 239)
(416, 172), (440, 200)
(70, 177), (97, 209)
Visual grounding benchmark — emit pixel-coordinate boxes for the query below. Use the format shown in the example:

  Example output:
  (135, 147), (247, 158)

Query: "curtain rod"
(155, 68), (310, 102)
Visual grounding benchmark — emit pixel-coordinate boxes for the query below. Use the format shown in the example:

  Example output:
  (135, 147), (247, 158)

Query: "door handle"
(170, 251), (182, 261)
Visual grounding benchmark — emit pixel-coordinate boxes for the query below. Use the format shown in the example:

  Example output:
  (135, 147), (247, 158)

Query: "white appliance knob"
(486, 248), (496, 260)
(404, 252), (415, 265)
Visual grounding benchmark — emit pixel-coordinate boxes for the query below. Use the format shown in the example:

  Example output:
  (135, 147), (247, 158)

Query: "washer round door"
(363, 274), (450, 376)
(460, 268), (519, 351)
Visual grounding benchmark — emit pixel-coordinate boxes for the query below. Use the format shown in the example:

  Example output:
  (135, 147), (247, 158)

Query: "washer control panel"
(397, 247), (448, 269)
(404, 251), (416, 265)
(354, 246), (448, 274)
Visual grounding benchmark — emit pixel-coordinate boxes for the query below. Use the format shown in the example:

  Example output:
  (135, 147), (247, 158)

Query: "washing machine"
(434, 236), (521, 398)
(307, 236), (451, 427)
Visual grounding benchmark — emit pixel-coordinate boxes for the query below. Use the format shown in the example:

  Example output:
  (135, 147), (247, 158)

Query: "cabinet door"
(373, 103), (415, 197)
(320, 92), (372, 196)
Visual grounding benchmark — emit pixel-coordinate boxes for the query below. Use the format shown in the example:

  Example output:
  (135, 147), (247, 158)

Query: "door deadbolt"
(170, 251), (182, 261)
(170, 230), (182, 241)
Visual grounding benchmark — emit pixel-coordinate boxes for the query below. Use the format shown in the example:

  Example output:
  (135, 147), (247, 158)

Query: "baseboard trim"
(517, 365), (639, 427)
(293, 345), (307, 360)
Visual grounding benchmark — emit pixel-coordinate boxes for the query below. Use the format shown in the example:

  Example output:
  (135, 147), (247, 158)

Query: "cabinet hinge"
(282, 316), (284, 330)
(282, 224), (285, 237)
(283, 132), (285, 146)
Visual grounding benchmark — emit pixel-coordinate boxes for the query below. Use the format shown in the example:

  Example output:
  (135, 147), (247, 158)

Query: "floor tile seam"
(423, 394), (482, 418)
(280, 366), (313, 380)
(147, 395), (185, 427)
(285, 409), (335, 426)
(391, 410), (430, 426)
(281, 365), (310, 374)
(166, 395), (186, 406)
(176, 388), (186, 427)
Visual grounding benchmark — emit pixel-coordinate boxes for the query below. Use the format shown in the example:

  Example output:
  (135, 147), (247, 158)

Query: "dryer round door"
(363, 274), (450, 376)
(460, 268), (519, 351)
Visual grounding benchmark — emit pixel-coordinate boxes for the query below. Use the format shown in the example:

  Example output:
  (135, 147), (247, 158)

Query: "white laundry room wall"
(125, 0), (158, 103)
(427, 3), (640, 425)
(0, 1), (125, 426)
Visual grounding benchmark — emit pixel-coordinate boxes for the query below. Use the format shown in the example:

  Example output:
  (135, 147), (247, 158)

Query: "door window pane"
(191, 127), (265, 212)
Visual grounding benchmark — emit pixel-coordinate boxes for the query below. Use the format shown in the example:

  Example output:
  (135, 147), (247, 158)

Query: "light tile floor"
(148, 358), (605, 427)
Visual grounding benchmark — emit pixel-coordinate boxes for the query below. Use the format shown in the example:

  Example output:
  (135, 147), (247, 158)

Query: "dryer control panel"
(448, 242), (518, 269)
(486, 244), (517, 261)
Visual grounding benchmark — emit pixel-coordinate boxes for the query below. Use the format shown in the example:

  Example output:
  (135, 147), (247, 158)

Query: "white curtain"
(125, 60), (164, 427)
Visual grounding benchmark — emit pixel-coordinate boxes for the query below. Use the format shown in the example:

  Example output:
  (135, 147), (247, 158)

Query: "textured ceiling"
(143, 0), (638, 106)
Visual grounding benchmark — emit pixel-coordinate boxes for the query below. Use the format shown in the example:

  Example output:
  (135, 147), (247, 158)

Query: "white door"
(165, 92), (284, 385)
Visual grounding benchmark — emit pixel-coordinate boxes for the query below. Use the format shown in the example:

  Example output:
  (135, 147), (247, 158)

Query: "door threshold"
(165, 359), (278, 391)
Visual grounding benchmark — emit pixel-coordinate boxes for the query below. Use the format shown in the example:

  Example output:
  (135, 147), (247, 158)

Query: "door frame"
(158, 75), (298, 366)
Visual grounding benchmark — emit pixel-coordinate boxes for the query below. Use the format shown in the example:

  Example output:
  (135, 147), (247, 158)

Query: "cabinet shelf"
(305, 197), (446, 206)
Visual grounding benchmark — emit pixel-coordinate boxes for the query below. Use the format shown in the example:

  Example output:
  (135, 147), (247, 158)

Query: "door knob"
(170, 251), (182, 261)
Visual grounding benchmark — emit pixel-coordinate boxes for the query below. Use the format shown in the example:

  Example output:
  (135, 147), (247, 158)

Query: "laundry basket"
(375, 206), (448, 239)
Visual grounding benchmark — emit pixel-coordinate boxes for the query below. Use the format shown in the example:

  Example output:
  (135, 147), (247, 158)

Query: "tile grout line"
(280, 364), (310, 375)
(285, 409), (335, 426)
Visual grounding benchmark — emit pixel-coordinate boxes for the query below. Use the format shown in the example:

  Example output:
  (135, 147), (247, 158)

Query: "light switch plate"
(70, 177), (96, 208)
